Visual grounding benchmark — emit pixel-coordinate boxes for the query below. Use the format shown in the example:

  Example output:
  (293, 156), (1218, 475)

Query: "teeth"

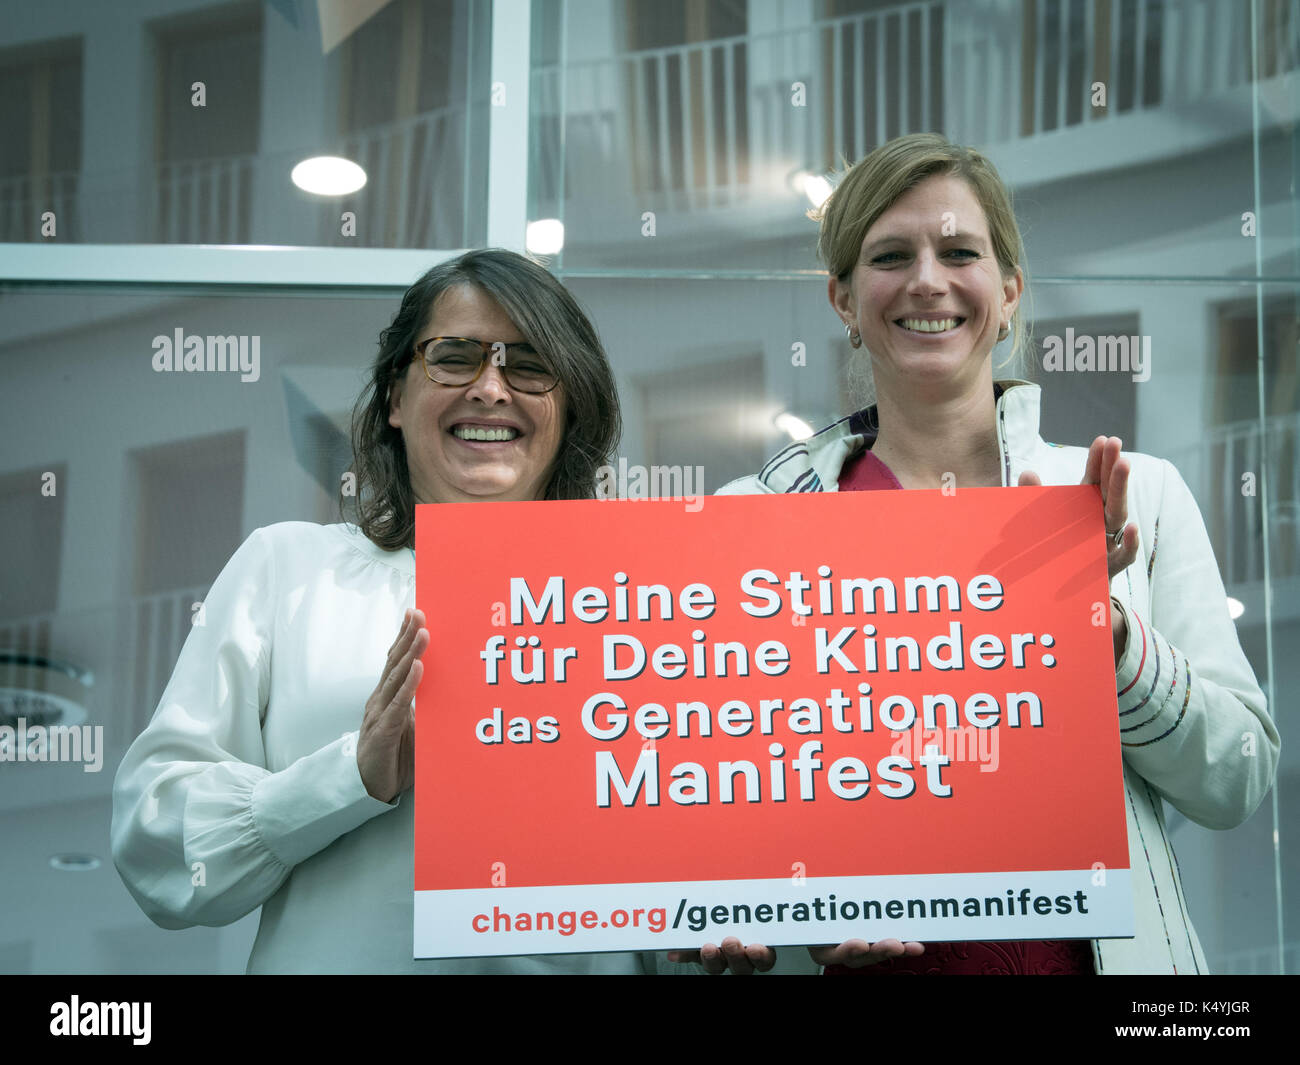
(453, 425), (519, 442)
(899, 317), (961, 333)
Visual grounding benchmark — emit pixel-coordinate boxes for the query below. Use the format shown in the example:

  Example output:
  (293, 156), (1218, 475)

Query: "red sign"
(414, 488), (1132, 957)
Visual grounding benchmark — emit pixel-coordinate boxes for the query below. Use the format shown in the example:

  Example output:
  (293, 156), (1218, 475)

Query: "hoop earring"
(997, 322), (1010, 342)
(844, 321), (862, 349)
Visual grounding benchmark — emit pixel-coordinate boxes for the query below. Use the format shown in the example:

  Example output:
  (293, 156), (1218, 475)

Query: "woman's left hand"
(1018, 435), (1140, 579)
(667, 938), (776, 974)
(1019, 436), (1140, 665)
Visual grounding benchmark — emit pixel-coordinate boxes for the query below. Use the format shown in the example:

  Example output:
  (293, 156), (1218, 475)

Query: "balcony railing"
(5, 1), (1293, 247)
(142, 105), (471, 247)
(1215, 938), (1299, 975)
(1166, 411), (1300, 588)
(532, 0), (1298, 215)
(152, 155), (257, 245)
(0, 171), (79, 242)
(121, 585), (209, 739)
(333, 105), (470, 248)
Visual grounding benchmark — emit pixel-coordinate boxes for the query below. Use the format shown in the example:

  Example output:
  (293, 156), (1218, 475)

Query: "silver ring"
(1108, 526), (1125, 547)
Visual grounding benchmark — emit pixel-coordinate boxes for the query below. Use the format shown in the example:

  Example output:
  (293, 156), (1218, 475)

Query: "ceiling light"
(802, 174), (833, 209)
(774, 412), (814, 440)
(526, 219), (565, 256)
(790, 170), (833, 209)
(291, 156), (367, 196)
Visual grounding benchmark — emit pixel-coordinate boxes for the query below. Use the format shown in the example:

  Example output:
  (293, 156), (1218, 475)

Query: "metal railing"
(335, 105), (469, 248)
(8, 1), (1294, 244)
(152, 155), (256, 245)
(0, 171), (79, 242)
(532, 0), (1298, 211)
(1213, 938), (1298, 974)
(1166, 411), (1300, 587)
(120, 584), (209, 739)
(144, 106), (470, 247)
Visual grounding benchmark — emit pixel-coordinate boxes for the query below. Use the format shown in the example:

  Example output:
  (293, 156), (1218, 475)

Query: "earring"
(997, 321), (1010, 342)
(844, 322), (861, 348)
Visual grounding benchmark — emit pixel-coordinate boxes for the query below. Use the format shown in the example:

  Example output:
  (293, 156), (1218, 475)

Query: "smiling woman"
(713, 134), (1278, 977)
(110, 250), (702, 975)
(391, 286), (566, 505)
(348, 250), (622, 546)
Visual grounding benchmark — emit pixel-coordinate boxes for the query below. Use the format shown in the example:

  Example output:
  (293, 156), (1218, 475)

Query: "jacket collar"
(756, 379), (1043, 492)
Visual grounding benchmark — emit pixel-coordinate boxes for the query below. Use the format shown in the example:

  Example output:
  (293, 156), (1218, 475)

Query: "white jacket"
(718, 380), (1279, 974)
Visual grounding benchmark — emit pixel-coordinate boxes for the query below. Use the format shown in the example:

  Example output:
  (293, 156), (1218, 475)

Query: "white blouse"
(111, 521), (678, 974)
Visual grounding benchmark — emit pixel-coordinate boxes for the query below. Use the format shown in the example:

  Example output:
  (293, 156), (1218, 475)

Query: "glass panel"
(0, 283), (407, 972)
(0, 0), (491, 248)
(0, 0), (1293, 977)
(532, 0), (1299, 278)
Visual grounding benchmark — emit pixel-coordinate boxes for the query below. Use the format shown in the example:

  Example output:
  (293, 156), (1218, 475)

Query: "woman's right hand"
(809, 939), (925, 967)
(358, 608), (428, 803)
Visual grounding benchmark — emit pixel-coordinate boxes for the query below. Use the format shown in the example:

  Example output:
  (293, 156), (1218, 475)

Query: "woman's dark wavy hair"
(343, 249), (622, 550)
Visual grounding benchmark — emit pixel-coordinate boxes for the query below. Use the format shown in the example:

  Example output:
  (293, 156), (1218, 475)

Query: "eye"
(871, 251), (905, 265)
(431, 340), (480, 362)
(946, 248), (980, 260)
(435, 352), (477, 367)
(504, 344), (551, 373)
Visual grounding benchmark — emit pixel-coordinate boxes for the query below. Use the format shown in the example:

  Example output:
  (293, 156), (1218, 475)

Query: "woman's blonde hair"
(814, 133), (1030, 370)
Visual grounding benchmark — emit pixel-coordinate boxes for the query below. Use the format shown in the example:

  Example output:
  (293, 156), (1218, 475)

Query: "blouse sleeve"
(110, 527), (397, 928)
(1110, 460), (1280, 830)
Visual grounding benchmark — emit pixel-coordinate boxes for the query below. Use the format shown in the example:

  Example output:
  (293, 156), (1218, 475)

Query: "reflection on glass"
(0, 0), (490, 247)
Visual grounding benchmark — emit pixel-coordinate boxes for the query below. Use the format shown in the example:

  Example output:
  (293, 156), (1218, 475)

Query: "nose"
(464, 362), (513, 404)
(906, 248), (947, 298)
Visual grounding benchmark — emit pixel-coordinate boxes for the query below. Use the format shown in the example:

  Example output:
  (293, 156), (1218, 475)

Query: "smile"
(451, 425), (521, 442)
(896, 317), (964, 334)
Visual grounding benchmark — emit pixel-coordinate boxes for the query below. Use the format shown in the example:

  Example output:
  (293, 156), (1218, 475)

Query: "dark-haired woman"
(112, 250), (682, 973)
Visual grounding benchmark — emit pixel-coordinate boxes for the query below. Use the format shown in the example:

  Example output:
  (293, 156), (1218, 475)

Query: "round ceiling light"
(290, 156), (367, 196)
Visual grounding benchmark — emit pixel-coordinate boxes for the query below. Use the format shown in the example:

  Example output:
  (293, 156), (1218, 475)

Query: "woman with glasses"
(111, 249), (685, 973)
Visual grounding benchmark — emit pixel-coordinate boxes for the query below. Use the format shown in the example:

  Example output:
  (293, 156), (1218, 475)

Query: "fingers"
(716, 938), (751, 974)
(808, 938), (925, 968)
(384, 633), (427, 724)
(377, 611), (428, 708)
(667, 938), (775, 974)
(1081, 436), (1106, 486)
(1104, 453), (1130, 535)
(1077, 437), (1138, 579)
(1017, 470), (1042, 487)
(1108, 522), (1141, 581)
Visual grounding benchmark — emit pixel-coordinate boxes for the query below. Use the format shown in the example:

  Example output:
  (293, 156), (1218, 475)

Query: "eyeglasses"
(411, 336), (560, 394)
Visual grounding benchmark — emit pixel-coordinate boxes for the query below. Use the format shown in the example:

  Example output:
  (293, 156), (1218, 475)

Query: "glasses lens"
(426, 339), (482, 384)
(503, 348), (559, 393)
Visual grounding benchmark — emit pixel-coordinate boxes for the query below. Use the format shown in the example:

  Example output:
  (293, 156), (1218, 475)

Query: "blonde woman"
(710, 135), (1278, 975)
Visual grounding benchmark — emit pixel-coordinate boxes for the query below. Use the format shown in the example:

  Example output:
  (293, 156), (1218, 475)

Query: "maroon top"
(826, 447), (1093, 976)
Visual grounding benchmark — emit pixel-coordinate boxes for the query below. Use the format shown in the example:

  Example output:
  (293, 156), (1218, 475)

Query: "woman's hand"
(808, 938), (924, 968)
(358, 608), (427, 803)
(1019, 437), (1140, 666)
(1018, 436), (1140, 581)
(667, 938), (776, 974)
